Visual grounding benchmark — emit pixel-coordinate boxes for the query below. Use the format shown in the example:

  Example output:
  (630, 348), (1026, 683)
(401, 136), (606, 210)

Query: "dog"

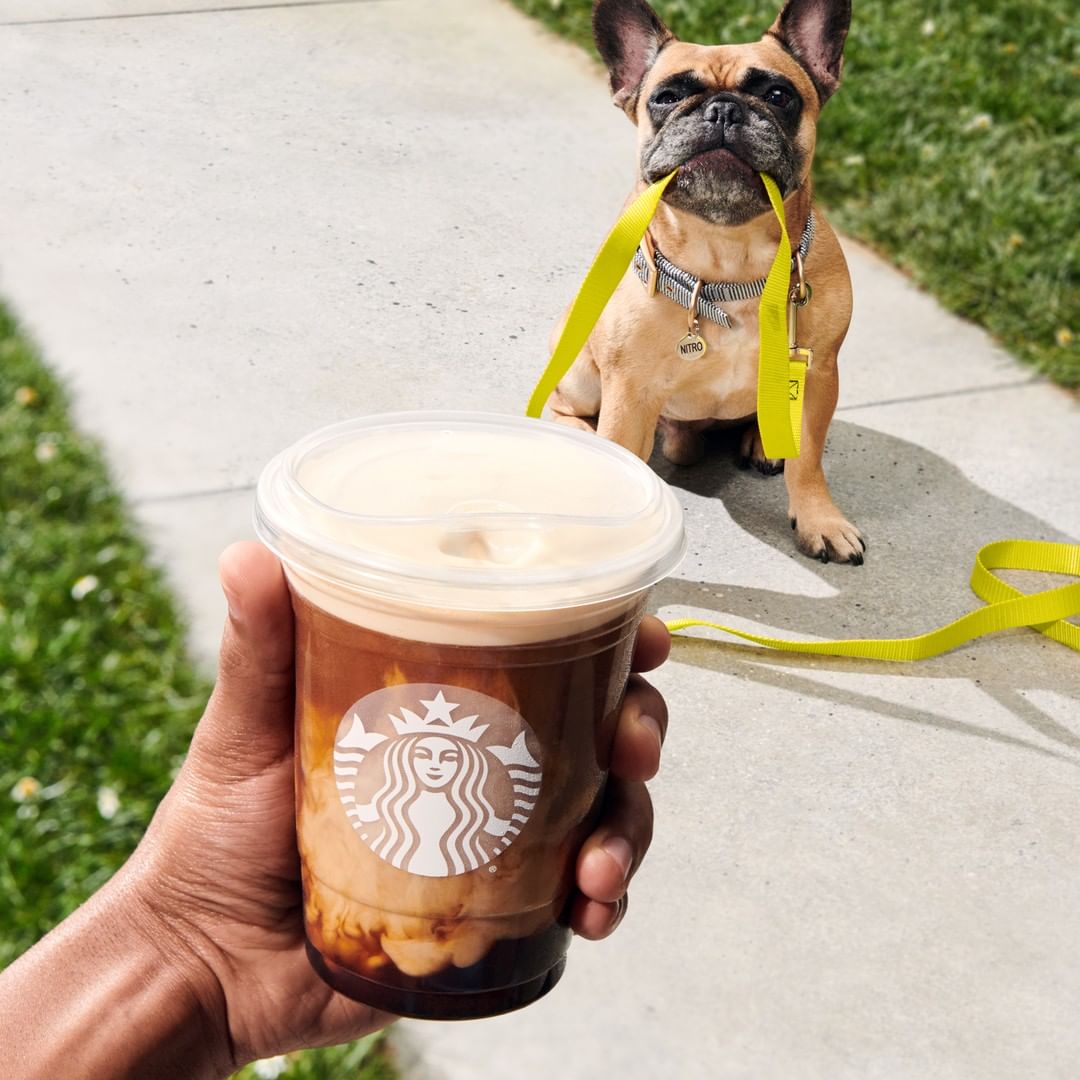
(549, 0), (864, 564)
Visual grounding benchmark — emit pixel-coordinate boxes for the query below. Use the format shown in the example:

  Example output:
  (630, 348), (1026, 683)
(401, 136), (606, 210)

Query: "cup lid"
(254, 411), (685, 613)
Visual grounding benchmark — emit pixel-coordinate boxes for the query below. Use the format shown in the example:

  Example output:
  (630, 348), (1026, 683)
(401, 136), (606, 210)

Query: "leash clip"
(787, 282), (813, 370)
(791, 250), (812, 307)
(787, 248), (813, 368)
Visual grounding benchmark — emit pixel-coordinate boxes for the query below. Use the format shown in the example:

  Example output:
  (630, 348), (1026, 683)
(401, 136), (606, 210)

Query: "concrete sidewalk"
(2, 1), (1079, 1077)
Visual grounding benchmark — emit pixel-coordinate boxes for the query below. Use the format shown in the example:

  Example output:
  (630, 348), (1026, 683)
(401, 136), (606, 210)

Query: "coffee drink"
(255, 413), (684, 1019)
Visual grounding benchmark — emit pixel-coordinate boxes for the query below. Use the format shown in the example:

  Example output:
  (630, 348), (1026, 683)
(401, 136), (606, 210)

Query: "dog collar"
(632, 209), (815, 329)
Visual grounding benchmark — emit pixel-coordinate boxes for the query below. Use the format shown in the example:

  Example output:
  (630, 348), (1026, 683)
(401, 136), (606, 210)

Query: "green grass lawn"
(0, 306), (393, 1078)
(513, 0), (1079, 386)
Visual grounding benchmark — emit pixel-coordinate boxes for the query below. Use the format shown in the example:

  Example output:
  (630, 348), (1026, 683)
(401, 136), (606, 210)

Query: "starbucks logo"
(333, 684), (542, 878)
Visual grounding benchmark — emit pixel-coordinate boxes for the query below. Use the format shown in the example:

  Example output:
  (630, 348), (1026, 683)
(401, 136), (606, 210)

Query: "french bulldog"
(549, 0), (864, 564)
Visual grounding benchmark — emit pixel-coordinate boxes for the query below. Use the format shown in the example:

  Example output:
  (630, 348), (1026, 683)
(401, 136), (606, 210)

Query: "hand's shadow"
(649, 420), (1080, 763)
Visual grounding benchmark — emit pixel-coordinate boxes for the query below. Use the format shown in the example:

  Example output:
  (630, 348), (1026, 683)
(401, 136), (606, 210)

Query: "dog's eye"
(764, 86), (794, 108)
(651, 88), (686, 107)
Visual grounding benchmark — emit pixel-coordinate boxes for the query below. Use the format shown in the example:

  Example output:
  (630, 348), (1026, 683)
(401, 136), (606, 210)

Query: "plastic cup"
(254, 412), (684, 1020)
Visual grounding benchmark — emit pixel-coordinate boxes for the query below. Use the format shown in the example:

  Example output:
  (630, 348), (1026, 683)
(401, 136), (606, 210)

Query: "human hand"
(126, 541), (670, 1072)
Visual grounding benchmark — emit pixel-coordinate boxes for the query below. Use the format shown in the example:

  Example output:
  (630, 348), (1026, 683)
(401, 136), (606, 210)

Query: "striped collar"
(632, 210), (816, 329)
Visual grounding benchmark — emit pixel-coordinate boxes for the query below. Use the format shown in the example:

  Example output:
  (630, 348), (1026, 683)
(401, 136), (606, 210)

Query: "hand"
(128, 542), (671, 1071)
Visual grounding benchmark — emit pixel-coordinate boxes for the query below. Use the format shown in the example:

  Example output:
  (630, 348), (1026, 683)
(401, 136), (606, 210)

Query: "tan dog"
(550, 0), (864, 564)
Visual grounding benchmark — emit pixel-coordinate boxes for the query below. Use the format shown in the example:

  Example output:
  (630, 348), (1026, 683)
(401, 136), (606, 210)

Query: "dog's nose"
(704, 95), (746, 128)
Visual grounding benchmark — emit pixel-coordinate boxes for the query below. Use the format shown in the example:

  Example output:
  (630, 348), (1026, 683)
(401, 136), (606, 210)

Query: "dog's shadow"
(648, 420), (1080, 763)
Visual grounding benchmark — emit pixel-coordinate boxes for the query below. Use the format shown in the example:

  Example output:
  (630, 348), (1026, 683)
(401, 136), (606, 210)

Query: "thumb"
(187, 542), (296, 781)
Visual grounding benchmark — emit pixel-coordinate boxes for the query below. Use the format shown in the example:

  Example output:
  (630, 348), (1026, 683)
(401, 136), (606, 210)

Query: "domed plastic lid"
(254, 411), (685, 613)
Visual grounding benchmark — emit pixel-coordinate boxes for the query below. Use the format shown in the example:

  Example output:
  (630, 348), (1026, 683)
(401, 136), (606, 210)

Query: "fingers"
(610, 674), (667, 782)
(575, 616), (668, 938)
(188, 543), (295, 779)
(631, 615), (671, 674)
(610, 615), (670, 782)
(568, 893), (628, 942)
(570, 776), (652, 940)
(573, 776), (652, 919)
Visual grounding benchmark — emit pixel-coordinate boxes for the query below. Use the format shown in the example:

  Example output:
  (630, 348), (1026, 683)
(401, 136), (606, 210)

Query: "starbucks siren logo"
(333, 684), (542, 877)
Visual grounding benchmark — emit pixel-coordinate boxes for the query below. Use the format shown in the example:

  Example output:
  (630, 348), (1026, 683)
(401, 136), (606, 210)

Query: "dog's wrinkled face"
(637, 40), (816, 222)
(595, 0), (851, 225)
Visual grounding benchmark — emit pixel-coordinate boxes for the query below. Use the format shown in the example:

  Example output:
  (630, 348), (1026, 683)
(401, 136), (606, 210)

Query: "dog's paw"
(790, 512), (866, 565)
(738, 424), (784, 476)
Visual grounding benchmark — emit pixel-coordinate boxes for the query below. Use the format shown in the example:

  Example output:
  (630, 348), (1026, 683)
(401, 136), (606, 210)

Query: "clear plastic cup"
(254, 412), (685, 1019)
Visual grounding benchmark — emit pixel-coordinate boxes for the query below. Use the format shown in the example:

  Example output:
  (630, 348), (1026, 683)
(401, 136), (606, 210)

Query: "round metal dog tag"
(677, 332), (707, 360)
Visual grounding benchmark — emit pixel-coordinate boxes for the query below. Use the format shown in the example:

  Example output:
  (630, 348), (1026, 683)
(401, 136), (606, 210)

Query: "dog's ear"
(768, 0), (851, 105)
(593, 0), (676, 114)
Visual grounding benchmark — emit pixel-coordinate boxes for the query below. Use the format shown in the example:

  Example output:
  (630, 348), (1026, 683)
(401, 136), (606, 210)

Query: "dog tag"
(677, 332), (707, 360)
(679, 281), (708, 360)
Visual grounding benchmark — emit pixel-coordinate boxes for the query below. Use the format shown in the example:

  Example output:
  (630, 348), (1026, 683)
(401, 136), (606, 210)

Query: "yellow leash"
(757, 173), (805, 460)
(524, 171), (804, 453)
(525, 173), (1080, 660)
(525, 171), (679, 420)
(668, 540), (1080, 660)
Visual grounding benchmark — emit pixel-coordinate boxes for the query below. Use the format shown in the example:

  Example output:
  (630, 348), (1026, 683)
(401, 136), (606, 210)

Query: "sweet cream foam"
(255, 413), (685, 645)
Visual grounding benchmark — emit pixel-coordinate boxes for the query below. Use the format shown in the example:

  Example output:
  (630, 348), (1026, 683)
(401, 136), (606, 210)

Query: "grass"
(0, 305), (393, 1078)
(512, 0), (1079, 386)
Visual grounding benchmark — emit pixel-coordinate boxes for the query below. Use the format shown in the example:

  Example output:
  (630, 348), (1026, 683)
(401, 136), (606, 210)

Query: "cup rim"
(254, 411), (686, 612)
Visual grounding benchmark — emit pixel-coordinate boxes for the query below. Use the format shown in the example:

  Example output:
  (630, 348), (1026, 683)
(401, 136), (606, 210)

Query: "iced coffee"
(254, 413), (684, 1020)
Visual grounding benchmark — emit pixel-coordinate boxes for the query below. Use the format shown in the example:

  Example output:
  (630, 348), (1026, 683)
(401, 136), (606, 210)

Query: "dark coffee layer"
(292, 590), (643, 1020)
(306, 938), (567, 1021)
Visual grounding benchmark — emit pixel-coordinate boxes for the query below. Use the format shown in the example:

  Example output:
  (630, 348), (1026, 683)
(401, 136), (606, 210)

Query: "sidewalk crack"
(837, 377), (1039, 413)
(2, 0), (380, 28)
(134, 482), (255, 506)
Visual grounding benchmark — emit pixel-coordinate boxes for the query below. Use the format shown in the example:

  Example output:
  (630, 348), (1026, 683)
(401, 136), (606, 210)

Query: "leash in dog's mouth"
(526, 168), (808, 461)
